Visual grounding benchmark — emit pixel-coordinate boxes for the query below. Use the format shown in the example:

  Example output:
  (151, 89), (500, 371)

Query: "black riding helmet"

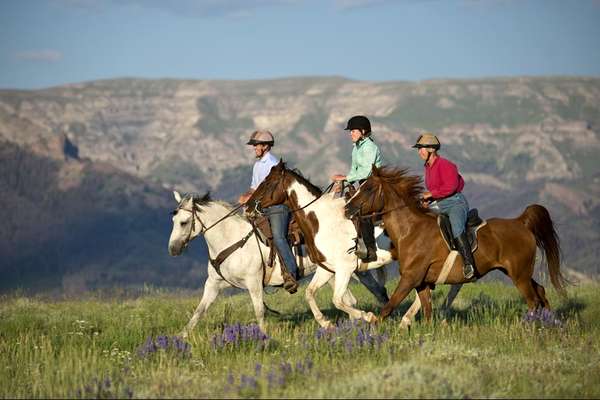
(344, 115), (371, 134)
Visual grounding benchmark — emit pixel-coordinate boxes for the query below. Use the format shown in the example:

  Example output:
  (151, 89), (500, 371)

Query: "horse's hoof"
(364, 312), (377, 324)
(321, 320), (334, 330)
(399, 316), (412, 329)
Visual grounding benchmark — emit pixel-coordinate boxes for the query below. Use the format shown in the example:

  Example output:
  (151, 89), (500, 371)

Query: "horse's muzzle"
(168, 241), (184, 256)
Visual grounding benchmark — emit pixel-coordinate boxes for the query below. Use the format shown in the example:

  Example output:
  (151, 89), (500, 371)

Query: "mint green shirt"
(346, 137), (383, 183)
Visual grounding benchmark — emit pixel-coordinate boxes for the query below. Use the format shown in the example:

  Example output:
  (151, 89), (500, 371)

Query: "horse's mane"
(185, 192), (211, 206)
(283, 163), (323, 197)
(186, 192), (246, 221)
(376, 167), (426, 212)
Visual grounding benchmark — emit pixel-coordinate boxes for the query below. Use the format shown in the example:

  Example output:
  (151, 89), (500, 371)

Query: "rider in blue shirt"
(239, 130), (300, 294)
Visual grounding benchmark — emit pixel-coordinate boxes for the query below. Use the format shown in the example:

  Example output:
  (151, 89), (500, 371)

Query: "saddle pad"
(437, 216), (487, 253)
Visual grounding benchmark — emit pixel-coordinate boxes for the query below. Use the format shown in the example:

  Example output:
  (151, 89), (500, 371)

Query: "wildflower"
(210, 323), (269, 349)
(523, 308), (562, 327)
(136, 335), (191, 358)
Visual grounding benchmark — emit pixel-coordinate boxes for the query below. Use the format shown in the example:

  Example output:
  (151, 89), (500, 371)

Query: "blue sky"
(1, 0), (600, 89)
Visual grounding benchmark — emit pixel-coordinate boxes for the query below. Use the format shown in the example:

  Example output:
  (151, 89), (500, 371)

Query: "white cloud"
(15, 49), (63, 63)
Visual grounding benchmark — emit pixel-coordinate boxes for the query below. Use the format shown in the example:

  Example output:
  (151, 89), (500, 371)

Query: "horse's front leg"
(417, 284), (433, 323)
(305, 267), (335, 328)
(332, 267), (377, 323)
(328, 277), (357, 307)
(181, 275), (226, 338)
(246, 274), (267, 332)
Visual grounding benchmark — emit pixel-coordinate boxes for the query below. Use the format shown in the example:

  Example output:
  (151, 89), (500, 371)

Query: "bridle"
(172, 199), (244, 248)
(250, 168), (335, 216)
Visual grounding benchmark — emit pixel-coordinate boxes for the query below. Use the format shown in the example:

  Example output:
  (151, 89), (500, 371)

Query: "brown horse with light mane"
(344, 165), (569, 323)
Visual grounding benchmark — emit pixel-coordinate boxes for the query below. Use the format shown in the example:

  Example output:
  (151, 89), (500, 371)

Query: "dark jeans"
(264, 204), (298, 278)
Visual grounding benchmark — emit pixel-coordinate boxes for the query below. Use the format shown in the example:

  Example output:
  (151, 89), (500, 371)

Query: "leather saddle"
(250, 215), (306, 279)
(252, 215), (304, 247)
(437, 209), (487, 253)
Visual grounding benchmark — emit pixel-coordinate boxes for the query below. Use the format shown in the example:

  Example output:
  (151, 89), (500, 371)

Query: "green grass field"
(1, 280), (599, 398)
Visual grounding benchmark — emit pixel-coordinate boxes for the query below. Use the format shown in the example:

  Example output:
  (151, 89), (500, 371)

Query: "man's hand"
(421, 191), (433, 208)
(238, 189), (254, 205)
(331, 174), (346, 182)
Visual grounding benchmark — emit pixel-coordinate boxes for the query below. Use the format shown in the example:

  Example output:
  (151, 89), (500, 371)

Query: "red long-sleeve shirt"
(424, 156), (464, 199)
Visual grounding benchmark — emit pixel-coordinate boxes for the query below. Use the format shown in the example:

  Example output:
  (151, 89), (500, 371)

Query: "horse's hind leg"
(531, 279), (551, 309)
(511, 275), (543, 311)
(305, 268), (335, 328)
(181, 275), (225, 338)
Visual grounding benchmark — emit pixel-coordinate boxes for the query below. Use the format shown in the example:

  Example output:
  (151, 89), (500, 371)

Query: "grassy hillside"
(1, 281), (598, 398)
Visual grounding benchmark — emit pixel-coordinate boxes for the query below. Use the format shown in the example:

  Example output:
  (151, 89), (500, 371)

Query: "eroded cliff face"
(1, 76), (599, 290)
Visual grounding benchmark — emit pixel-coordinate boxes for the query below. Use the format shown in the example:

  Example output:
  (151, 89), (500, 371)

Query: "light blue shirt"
(251, 151), (279, 189)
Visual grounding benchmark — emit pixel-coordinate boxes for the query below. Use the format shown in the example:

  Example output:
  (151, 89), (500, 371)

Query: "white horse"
(247, 161), (462, 328)
(167, 191), (389, 336)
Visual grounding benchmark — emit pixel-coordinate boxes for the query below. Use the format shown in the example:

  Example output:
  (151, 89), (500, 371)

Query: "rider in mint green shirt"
(346, 135), (383, 183)
(331, 115), (383, 262)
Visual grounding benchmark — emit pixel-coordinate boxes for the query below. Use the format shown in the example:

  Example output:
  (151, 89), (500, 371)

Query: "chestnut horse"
(344, 165), (569, 323)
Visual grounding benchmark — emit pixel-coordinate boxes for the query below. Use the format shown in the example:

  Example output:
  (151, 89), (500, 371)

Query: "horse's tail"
(517, 204), (569, 297)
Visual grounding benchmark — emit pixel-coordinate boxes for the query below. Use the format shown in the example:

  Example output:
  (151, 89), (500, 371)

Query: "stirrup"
(359, 248), (377, 263)
(354, 238), (368, 259)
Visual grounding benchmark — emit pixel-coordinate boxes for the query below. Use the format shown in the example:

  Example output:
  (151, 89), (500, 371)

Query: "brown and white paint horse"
(345, 165), (569, 323)
(247, 161), (465, 327)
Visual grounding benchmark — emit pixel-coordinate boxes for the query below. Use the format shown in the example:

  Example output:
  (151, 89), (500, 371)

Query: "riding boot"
(282, 271), (299, 294)
(455, 232), (476, 280)
(358, 218), (378, 263)
(276, 250), (299, 294)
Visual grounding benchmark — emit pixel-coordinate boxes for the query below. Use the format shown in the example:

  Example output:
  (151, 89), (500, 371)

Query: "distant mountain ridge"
(1, 76), (599, 291)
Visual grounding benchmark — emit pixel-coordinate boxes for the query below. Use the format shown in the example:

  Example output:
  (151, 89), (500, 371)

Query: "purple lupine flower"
(523, 307), (562, 327)
(267, 371), (276, 388)
(280, 361), (292, 376)
(255, 363), (262, 376)
(156, 335), (169, 349)
(345, 339), (353, 353)
(305, 358), (313, 370)
(210, 323), (269, 349)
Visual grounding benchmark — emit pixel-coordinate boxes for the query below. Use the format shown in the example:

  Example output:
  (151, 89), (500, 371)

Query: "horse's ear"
(277, 158), (284, 167)
(372, 164), (380, 176)
(173, 190), (182, 203)
(201, 192), (211, 203)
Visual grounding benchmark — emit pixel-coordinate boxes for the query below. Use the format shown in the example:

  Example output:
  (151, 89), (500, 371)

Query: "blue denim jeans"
(430, 192), (469, 238)
(263, 204), (298, 278)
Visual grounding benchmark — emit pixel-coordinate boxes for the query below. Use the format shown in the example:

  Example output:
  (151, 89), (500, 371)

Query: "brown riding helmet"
(246, 130), (275, 146)
(412, 133), (440, 152)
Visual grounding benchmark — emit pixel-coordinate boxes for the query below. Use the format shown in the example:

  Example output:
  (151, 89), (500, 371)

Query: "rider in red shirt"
(414, 133), (476, 280)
